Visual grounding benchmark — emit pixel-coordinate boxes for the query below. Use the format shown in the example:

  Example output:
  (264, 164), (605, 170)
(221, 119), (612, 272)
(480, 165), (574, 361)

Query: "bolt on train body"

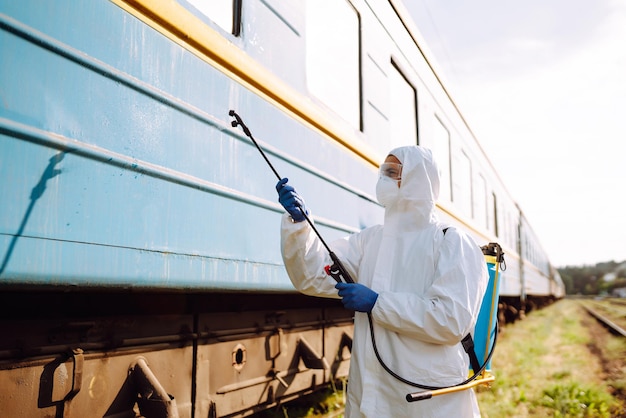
(0, 0), (564, 417)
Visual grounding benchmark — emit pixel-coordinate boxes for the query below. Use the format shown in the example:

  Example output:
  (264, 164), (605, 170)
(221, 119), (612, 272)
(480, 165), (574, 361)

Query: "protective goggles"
(379, 162), (402, 180)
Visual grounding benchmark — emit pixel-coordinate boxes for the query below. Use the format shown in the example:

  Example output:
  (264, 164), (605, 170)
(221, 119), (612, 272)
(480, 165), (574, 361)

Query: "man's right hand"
(276, 178), (309, 222)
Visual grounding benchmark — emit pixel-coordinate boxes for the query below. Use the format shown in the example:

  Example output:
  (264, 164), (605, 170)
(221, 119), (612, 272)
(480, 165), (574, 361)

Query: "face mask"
(376, 176), (400, 207)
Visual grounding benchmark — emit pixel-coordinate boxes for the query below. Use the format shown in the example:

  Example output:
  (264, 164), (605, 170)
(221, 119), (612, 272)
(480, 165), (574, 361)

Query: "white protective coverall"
(280, 146), (488, 417)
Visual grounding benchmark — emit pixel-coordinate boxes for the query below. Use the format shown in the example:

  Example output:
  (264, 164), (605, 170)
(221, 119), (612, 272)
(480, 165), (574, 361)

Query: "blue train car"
(0, 1), (563, 416)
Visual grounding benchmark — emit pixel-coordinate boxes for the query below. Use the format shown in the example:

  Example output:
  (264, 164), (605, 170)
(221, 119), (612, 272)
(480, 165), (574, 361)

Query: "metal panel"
(196, 306), (352, 417)
(0, 310), (194, 418)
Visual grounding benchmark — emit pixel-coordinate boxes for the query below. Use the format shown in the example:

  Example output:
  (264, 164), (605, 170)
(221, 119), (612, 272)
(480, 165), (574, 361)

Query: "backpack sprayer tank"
(407, 242), (504, 402)
(474, 243), (505, 374)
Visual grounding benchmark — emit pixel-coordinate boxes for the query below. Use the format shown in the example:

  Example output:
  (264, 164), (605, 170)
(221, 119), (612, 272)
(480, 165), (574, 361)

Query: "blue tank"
(473, 244), (504, 372)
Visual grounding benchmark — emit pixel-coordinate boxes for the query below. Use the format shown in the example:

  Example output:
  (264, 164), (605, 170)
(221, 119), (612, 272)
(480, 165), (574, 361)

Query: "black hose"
(365, 311), (499, 391)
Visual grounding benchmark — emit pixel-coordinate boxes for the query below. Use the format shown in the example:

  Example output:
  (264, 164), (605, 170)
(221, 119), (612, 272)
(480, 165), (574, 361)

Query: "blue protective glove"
(276, 178), (309, 222)
(335, 282), (378, 313)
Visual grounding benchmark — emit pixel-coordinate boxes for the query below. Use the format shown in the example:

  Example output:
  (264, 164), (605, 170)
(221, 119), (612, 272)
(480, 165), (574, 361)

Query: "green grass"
(538, 382), (615, 417)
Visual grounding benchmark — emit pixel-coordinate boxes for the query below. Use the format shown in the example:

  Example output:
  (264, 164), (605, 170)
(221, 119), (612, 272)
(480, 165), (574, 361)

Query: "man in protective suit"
(276, 145), (488, 417)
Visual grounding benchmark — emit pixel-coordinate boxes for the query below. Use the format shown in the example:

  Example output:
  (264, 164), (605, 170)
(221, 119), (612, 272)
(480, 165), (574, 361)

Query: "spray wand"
(229, 110), (353, 284)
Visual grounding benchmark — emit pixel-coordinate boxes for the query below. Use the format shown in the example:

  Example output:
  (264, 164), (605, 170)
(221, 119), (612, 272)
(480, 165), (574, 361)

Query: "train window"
(389, 61), (418, 148)
(516, 218), (521, 250)
(509, 212), (517, 250)
(306, 0), (361, 129)
(184, 0), (242, 36)
(452, 150), (472, 218)
(501, 208), (508, 247)
(491, 192), (499, 236)
(505, 210), (513, 249)
(475, 174), (488, 230)
(431, 117), (451, 202)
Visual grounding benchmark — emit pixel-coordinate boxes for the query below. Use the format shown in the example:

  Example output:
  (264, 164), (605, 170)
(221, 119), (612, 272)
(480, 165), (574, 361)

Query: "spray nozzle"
(229, 110), (250, 136)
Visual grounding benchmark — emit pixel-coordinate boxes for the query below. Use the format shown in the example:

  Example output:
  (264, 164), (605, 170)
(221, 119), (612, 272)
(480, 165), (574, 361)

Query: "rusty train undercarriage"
(0, 291), (353, 418)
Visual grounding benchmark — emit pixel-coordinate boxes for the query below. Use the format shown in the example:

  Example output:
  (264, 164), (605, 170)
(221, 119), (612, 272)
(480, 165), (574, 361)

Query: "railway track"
(582, 301), (626, 338)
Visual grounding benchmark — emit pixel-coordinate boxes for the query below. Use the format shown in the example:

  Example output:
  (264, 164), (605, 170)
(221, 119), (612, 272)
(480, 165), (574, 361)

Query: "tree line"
(558, 260), (626, 295)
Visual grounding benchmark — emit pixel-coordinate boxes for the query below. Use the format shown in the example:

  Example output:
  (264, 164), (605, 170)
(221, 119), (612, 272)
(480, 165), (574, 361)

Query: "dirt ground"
(581, 310), (626, 412)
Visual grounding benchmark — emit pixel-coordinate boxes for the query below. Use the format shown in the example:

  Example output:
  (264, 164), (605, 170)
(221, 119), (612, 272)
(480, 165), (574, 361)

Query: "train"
(0, 0), (565, 417)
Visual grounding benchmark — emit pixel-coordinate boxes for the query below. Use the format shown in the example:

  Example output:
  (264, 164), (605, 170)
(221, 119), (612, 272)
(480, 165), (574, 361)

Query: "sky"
(402, 0), (626, 267)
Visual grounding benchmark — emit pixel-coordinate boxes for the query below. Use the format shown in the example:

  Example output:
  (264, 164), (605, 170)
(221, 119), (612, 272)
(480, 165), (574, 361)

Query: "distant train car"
(0, 0), (563, 417)
(497, 211), (564, 322)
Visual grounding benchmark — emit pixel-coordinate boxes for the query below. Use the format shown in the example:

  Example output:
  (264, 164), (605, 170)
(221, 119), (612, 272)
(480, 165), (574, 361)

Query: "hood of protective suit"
(380, 146), (440, 231)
